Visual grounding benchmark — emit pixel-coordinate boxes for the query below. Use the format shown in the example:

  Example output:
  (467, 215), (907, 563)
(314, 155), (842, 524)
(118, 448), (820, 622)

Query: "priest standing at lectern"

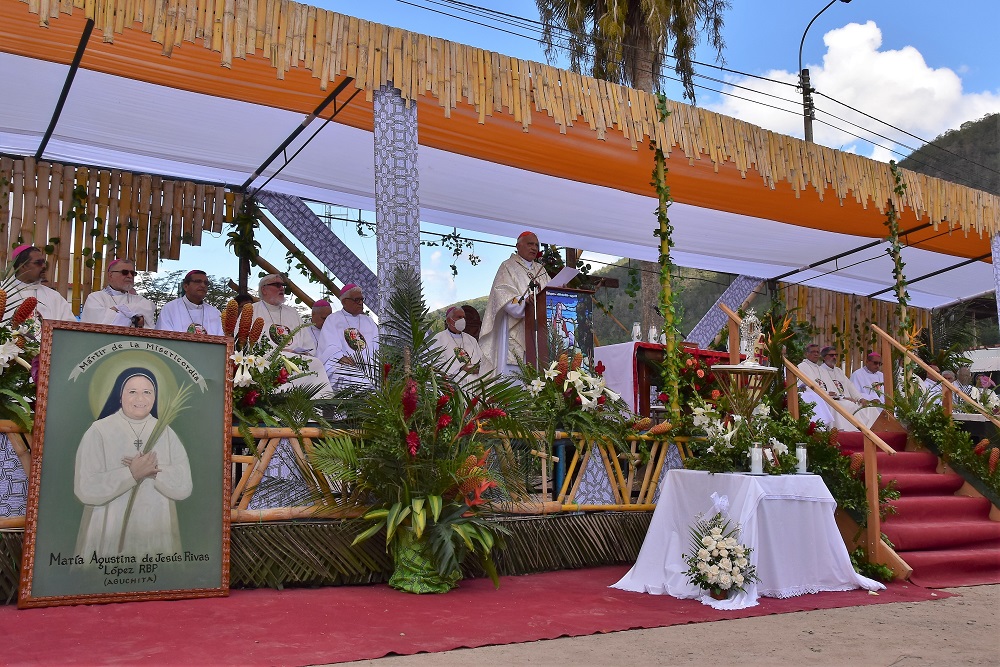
(479, 231), (550, 376)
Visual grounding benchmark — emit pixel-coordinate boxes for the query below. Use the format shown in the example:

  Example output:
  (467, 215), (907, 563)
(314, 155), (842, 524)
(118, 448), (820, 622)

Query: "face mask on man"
(452, 318), (466, 332)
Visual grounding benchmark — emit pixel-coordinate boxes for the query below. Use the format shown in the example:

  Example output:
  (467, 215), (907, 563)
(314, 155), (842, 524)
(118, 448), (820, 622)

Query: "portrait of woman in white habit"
(74, 367), (192, 557)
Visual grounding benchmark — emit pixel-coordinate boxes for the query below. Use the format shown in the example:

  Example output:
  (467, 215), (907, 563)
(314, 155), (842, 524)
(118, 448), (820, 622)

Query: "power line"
(399, 0), (995, 184)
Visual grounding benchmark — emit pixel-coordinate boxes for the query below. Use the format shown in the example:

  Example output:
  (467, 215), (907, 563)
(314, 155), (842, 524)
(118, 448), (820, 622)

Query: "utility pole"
(798, 0), (852, 142)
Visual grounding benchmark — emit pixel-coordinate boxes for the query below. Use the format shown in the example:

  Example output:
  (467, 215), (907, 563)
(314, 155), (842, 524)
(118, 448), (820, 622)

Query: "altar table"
(611, 469), (884, 609)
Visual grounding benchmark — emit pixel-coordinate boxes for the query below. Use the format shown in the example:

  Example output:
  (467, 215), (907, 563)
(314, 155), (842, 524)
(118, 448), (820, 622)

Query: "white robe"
(156, 296), (224, 336)
(252, 301), (332, 395)
(431, 328), (491, 385)
(796, 359), (834, 427)
(4, 279), (75, 322)
(851, 366), (884, 402)
(319, 309), (379, 388)
(818, 363), (879, 431)
(479, 253), (550, 376)
(74, 411), (192, 557)
(81, 288), (155, 328)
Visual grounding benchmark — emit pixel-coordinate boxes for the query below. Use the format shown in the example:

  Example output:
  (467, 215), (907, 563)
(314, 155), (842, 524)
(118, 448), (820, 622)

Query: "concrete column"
(372, 82), (420, 321)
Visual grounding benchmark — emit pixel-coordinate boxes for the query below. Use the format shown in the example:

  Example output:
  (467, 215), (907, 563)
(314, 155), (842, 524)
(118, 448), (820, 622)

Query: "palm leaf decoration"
(271, 266), (541, 590)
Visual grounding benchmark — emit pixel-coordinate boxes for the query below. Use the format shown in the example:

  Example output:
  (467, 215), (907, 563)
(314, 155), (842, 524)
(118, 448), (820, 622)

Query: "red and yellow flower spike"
(11, 297), (37, 327)
(222, 299), (239, 336)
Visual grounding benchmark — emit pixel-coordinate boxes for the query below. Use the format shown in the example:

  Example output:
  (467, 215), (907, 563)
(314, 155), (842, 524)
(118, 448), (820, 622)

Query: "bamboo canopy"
(0, 0), (995, 307)
(0, 155), (239, 310)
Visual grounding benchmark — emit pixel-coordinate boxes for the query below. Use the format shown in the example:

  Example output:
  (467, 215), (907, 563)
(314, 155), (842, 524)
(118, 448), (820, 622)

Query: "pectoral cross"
(134, 437), (143, 449)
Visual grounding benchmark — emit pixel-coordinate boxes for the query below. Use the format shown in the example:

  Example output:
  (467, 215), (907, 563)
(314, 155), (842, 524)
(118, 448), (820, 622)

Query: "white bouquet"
(682, 511), (759, 599)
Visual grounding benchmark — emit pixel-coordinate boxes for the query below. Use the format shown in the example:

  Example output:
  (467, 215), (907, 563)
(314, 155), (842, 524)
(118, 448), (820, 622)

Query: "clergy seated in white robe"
(817, 347), (878, 432)
(850, 354), (885, 402)
(74, 369), (192, 557)
(479, 232), (550, 376)
(156, 296), (224, 335)
(431, 306), (492, 386)
(796, 356), (835, 427)
(4, 279), (75, 322)
(253, 279), (333, 396)
(4, 245), (76, 322)
(81, 259), (154, 328)
(303, 299), (332, 356)
(82, 288), (155, 328)
(319, 304), (379, 390)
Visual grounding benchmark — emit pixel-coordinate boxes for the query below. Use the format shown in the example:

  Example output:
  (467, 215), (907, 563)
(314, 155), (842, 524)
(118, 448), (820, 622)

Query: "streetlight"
(798, 0), (852, 142)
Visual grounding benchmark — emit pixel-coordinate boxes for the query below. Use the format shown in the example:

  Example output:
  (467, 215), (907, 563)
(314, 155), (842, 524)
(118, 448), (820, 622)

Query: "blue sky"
(165, 0), (1000, 309)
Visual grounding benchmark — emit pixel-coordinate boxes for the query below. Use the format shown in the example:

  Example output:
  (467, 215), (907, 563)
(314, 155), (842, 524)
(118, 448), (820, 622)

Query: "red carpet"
(2, 565), (949, 666)
(838, 431), (1000, 588)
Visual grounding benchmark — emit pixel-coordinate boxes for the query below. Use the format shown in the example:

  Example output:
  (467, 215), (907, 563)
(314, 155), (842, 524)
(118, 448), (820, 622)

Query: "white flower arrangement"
(683, 511), (759, 599)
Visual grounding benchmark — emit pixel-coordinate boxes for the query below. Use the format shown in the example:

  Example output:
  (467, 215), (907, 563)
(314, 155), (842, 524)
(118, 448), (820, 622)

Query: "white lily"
(233, 364), (253, 387)
(579, 394), (598, 411)
(528, 378), (545, 397)
(564, 370), (581, 391)
(603, 387), (621, 403)
(0, 341), (22, 372)
(544, 361), (559, 380)
(231, 351), (246, 365)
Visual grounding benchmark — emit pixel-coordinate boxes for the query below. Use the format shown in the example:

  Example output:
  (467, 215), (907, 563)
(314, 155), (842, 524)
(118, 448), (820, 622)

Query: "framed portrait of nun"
(18, 321), (233, 607)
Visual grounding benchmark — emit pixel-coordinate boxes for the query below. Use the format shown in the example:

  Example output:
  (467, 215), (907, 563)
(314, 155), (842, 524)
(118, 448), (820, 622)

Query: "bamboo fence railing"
(780, 283), (931, 374)
(0, 156), (240, 312)
(7, 0), (1000, 238)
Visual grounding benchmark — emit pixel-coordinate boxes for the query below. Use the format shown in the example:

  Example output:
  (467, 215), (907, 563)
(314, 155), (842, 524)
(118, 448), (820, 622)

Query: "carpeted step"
(870, 451), (940, 474)
(902, 547), (1000, 588)
(884, 496), (993, 523)
(882, 520), (1000, 552)
(837, 431), (908, 453)
(879, 472), (965, 496)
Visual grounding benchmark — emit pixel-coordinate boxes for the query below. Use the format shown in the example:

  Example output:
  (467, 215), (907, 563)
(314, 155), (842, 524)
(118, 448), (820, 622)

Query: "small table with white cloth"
(611, 469), (884, 609)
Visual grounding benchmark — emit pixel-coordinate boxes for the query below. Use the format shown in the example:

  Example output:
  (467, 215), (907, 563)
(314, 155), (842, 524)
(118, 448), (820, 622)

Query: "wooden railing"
(871, 324), (1000, 429)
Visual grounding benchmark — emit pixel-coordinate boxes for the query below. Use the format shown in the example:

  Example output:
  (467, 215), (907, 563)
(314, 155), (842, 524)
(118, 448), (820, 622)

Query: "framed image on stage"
(526, 286), (595, 368)
(18, 321), (233, 608)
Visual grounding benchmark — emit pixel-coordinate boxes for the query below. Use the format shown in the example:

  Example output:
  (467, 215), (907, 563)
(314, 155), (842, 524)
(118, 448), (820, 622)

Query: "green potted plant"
(305, 268), (539, 593)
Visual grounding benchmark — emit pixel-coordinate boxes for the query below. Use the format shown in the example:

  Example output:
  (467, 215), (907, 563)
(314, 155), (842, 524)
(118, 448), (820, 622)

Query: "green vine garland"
(652, 95), (681, 423)
(885, 161), (912, 337)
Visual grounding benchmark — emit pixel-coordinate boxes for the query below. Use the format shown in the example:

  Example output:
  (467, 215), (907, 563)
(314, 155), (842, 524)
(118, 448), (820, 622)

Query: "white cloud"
(706, 21), (1000, 161)
(420, 248), (459, 310)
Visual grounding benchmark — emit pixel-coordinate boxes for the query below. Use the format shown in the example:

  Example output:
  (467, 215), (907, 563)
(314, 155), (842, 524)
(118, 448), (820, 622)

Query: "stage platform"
(0, 511), (653, 603)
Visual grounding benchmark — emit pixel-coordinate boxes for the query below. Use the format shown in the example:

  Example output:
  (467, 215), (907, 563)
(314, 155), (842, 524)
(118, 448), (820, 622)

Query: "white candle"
(796, 444), (808, 473)
(751, 446), (763, 474)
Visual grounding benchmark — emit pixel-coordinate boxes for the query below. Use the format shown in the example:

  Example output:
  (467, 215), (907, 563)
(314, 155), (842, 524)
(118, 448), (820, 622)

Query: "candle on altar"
(750, 445), (763, 474)
(796, 444), (808, 473)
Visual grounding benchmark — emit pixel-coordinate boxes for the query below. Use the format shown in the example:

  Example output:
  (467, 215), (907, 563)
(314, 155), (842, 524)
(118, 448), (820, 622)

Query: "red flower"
(274, 367), (289, 386)
(402, 378), (418, 420)
(710, 389), (721, 400)
(436, 393), (451, 413)
(241, 390), (260, 407)
(382, 363), (392, 383)
(574, 395), (582, 404)
(597, 395), (606, 405)
(686, 358), (695, 367)
(594, 361), (606, 376)
(462, 396), (480, 420)
(457, 421), (478, 438)
(657, 392), (668, 403)
(11, 297), (37, 327)
(806, 421), (817, 436)
(475, 408), (507, 421)
(407, 430), (420, 457)
(437, 414), (453, 432)
(696, 369), (705, 378)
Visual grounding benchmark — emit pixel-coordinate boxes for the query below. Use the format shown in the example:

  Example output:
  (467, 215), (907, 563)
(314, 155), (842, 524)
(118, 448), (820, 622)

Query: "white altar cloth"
(611, 469), (884, 609)
(594, 341), (648, 412)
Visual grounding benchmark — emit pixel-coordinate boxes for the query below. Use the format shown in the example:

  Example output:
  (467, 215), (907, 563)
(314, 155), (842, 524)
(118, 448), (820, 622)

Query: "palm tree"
(535, 0), (729, 100)
(535, 0), (730, 335)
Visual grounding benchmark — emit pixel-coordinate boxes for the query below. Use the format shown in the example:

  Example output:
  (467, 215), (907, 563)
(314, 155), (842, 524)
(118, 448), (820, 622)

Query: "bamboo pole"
(254, 211), (340, 297)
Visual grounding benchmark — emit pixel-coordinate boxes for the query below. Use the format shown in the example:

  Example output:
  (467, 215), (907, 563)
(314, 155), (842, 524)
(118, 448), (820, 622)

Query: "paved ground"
(338, 584), (999, 667)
